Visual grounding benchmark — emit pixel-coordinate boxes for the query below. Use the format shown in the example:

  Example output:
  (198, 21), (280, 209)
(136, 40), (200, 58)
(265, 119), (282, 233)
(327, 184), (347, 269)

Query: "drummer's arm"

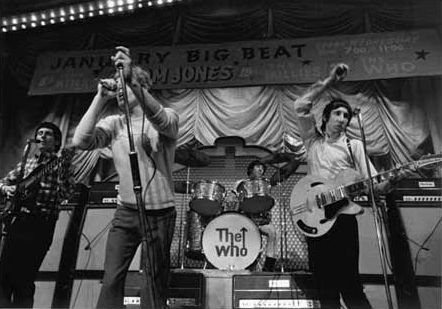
(233, 179), (246, 194)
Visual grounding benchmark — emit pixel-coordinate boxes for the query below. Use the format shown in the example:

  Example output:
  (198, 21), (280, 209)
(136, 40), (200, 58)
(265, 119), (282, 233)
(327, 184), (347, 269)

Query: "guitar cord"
(83, 220), (112, 251)
(63, 209), (93, 308)
(369, 203), (442, 275)
(413, 216), (442, 275)
(72, 240), (93, 309)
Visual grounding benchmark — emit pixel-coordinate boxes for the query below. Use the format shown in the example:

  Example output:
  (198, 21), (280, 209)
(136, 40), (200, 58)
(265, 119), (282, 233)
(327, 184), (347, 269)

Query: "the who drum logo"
(202, 212), (261, 270)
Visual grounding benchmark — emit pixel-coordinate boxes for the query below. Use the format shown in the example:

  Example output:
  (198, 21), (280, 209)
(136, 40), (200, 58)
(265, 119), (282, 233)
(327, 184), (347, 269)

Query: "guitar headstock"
(413, 152), (442, 171)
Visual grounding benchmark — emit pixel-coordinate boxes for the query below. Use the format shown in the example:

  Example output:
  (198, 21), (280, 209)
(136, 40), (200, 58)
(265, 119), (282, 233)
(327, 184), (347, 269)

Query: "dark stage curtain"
(1, 0), (440, 182)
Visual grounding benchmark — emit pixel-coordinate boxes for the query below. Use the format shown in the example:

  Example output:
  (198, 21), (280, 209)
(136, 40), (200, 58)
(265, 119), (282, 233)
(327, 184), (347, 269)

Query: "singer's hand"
(111, 46), (132, 81)
(329, 63), (348, 82)
(97, 80), (117, 101)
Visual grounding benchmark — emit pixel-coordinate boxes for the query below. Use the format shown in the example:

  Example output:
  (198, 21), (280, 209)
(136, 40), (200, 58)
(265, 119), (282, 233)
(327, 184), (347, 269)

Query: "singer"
(293, 64), (397, 309)
(73, 46), (179, 309)
(0, 122), (75, 308)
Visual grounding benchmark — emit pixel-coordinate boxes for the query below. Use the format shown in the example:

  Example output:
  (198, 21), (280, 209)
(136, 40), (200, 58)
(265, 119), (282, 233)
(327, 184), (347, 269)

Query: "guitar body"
(290, 169), (364, 237)
(0, 185), (34, 221)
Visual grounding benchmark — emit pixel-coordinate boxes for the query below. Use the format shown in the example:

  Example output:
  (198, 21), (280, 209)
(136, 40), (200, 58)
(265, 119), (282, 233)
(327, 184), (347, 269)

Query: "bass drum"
(202, 212), (261, 270)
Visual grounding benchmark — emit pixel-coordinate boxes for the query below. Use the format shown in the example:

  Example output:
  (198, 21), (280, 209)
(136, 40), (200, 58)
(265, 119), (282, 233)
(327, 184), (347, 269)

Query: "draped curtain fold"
(1, 1), (440, 181)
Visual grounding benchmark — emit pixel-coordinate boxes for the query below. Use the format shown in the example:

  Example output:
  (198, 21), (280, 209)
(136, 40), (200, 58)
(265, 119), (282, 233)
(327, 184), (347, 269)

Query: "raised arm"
(112, 46), (178, 139)
(72, 82), (115, 149)
(294, 63), (348, 140)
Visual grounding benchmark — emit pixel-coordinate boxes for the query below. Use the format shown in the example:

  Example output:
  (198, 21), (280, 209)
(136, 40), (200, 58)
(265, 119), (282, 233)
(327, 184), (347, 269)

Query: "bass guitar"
(0, 148), (74, 220)
(289, 153), (442, 237)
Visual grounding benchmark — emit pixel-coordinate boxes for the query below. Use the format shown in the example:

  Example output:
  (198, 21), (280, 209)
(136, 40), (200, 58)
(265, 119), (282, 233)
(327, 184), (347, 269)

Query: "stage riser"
(33, 276), (441, 309)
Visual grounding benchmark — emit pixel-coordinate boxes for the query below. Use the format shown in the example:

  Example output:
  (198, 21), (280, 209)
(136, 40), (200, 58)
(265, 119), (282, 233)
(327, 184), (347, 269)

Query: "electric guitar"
(0, 148), (75, 220)
(289, 153), (442, 237)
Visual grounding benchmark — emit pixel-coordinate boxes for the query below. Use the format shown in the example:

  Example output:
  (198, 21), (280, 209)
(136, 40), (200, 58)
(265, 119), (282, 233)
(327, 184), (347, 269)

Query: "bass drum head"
(202, 212), (261, 270)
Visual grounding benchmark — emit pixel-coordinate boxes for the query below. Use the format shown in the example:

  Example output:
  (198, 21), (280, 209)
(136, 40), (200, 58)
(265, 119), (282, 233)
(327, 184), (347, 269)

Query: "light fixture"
(1, 0), (190, 32)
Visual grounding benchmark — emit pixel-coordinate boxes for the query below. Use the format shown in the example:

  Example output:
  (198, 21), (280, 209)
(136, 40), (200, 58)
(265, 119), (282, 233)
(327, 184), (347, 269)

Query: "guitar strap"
(346, 138), (356, 169)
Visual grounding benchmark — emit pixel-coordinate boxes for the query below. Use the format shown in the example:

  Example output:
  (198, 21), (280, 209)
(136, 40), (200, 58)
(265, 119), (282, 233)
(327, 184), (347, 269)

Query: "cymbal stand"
(276, 171), (285, 273)
(178, 166), (191, 269)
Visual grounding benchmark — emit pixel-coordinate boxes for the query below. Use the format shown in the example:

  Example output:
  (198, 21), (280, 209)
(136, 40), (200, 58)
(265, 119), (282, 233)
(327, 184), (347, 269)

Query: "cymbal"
(270, 160), (301, 186)
(174, 180), (193, 194)
(261, 152), (298, 164)
(175, 148), (211, 167)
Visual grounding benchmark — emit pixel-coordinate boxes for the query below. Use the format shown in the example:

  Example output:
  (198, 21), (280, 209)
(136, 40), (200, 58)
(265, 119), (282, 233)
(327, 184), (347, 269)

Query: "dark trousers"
(307, 215), (372, 309)
(96, 205), (176, 309)
(0, 214), (57, 308)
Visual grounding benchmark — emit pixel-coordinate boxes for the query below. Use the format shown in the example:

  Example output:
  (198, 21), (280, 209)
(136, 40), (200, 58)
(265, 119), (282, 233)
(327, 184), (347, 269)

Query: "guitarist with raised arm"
(291, 64), (399, 309)
(0, 122), (75, 308)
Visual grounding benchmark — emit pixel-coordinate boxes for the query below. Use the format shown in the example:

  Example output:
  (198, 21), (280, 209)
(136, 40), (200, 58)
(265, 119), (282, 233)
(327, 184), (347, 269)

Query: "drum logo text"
(215, 227), (248, 257)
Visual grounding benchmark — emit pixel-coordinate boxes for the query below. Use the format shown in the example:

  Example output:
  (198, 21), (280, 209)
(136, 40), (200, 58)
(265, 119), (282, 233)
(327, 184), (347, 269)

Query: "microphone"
(353, 108), (361, 116)
(27, 139), (41, 144)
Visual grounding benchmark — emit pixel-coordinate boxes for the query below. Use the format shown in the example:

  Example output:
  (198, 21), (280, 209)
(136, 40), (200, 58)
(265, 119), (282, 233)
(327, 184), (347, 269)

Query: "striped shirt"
(0, 151), (76, 216)
(75, 105), (179, 210)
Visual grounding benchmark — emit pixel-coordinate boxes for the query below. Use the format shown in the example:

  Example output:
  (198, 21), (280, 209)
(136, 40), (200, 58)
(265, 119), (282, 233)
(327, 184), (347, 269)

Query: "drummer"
(235, 160), (278, 272)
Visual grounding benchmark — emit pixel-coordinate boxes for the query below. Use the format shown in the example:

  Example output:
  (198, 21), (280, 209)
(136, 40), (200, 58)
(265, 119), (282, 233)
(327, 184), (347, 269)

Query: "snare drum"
(202, 212), (261, 270)
(190, 180), (226, 216)
(237, 178), (275, 213)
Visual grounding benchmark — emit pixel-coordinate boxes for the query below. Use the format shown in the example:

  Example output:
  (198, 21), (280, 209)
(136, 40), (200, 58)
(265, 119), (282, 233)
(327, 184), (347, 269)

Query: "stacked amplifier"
(232, 273), (320, 309)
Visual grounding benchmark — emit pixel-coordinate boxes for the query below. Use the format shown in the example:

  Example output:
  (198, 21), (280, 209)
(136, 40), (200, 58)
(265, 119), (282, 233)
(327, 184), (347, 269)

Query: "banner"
(29, 29), (442, 95)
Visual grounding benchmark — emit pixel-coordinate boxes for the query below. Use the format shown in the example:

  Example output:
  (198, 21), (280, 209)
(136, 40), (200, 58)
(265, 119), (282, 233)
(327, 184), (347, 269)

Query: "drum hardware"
(174, 148), (210, 269)
(266, 133), (304, 271)
(177, 167), (193, 269)
(174, 180), (195, 194)
(185, 210), (206, 261)
(223, 190), (240, 212)
(274, 172), (286, 273)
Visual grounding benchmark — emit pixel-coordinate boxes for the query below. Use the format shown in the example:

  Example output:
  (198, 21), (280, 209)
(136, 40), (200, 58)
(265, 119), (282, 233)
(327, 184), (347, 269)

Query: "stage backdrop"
(28, 29), (442, 95)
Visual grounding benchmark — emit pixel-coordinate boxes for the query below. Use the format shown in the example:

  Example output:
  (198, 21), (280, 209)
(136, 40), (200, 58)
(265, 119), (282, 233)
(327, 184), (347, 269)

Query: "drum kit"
(174, 147), (300, 271)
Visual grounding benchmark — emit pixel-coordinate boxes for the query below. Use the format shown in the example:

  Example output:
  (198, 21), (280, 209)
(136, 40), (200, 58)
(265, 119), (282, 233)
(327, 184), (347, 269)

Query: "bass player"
(0, 122), (75, 308)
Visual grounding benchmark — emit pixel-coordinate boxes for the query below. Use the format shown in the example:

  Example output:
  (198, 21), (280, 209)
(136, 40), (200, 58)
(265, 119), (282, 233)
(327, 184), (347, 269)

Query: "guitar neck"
(21, 157), (62, 189)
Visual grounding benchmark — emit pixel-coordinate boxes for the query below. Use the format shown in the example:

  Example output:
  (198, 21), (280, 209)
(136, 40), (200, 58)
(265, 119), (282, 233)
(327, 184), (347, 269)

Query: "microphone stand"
(354, 108), (394, 309)
(116, 66), (158, 306)
(0, 139), (33, 261)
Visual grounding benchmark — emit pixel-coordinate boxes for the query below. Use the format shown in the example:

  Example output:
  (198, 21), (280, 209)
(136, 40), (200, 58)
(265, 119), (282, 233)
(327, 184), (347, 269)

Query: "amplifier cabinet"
(124, 269), (205, 309)
(232, 273), (320, 309)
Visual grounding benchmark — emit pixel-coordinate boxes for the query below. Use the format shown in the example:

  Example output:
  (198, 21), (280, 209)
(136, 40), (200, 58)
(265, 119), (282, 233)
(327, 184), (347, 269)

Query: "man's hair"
(320, 98), (353, 133)
(247, 160), (266, 176)
(113, 65), (153, 89)
(35, 122), (62, 152)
